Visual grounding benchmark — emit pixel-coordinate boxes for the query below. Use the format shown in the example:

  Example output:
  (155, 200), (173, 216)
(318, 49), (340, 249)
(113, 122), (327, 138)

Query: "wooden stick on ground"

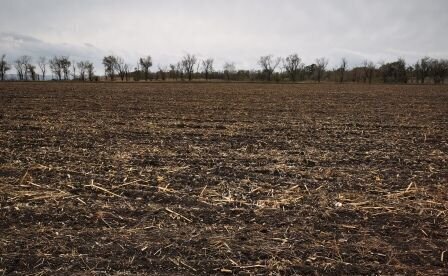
(165, 207), (192, 222)
(87, 180), (123, 198)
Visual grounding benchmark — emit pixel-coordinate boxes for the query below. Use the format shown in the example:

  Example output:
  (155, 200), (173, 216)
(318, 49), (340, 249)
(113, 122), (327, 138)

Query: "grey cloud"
(0, 32), (105, 70)
(0, 32), (41, 43)
(0, 0), (447, 70)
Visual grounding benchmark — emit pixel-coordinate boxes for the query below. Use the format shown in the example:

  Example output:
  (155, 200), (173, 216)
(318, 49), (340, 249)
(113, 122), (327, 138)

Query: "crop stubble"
(0, 82), (447, 275)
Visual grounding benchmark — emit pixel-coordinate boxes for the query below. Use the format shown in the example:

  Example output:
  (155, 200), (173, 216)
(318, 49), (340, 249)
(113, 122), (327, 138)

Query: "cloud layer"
(1, 0), (447, 71)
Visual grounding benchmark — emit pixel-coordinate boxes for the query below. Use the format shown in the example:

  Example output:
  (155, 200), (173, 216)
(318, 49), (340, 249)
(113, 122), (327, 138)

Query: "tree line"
(1, 53), (447, 84)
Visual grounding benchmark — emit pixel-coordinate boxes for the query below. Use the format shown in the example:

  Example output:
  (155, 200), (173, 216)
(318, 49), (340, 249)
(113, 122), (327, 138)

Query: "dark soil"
(0, 82), (447, 275)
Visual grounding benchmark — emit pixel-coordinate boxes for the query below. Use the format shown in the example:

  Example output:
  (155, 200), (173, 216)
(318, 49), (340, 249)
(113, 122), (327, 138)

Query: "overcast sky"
(1, 0), (447, 71)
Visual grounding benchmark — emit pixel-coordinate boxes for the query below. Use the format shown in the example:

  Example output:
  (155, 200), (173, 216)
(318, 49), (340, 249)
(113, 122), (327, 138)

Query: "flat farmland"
(0, 82), (447, 275)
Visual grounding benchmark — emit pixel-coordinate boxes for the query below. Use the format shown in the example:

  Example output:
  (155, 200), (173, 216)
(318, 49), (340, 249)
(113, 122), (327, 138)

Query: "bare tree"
(134, 62), (141, 81)
(417, 56), (431, 84)
(49, 56), (62, 80)
(38, 57), (47, 81)
(77, 61), (87, 81)
(0, 54), (11, 81)
(283, 54), (303, 82)
(115, 56), (127, 81)
(86, 62), (95, 81)
(103, 55), (118, 81)
(362, 60), (375, 84)
(258, 55), (281, 81)
(47, 56), (70, 80)
(414, 61), (421, 83)
(378, 60), (387, 83)
(72, 61), (77, 80)
(28, 64), (37, 80)
(339, 57), (347, 83)
(223, 62), (236, 81)
(182, 54), (197, 81)
(176, 62), (183, 80)
(139, 56), (152, 81)
(315, 57), (329, 83)
(59, 57), (71, 80)
(202, 58), (214, 81)
(169, 64), (177, 80)
(195, 61), (201, 74)
(155, 65), (166, 81)
(440, 59), (448, 84)
(124, 64), (131, 81)
(14, 56), (32, 80)
(14, 60), (24, 80)
(379, 58), (407, 83)
(429, 58), (448, 84)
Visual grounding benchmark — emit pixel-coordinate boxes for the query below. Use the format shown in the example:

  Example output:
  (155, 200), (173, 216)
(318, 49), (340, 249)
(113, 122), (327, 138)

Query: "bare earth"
(0, 82), (447, 275)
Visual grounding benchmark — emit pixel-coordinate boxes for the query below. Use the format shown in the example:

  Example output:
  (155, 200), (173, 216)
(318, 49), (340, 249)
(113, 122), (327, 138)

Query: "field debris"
(0, 82), (447, 274)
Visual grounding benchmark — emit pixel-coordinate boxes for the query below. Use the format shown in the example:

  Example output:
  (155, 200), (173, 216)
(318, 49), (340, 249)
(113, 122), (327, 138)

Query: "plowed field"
(1, 82), (447, 275)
